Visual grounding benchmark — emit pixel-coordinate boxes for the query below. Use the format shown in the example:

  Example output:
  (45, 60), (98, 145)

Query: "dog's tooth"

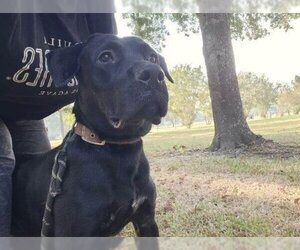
(112, 120), (121, 128)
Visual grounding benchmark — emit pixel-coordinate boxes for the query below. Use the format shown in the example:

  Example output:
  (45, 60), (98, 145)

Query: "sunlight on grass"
(143, 115), (300, 153)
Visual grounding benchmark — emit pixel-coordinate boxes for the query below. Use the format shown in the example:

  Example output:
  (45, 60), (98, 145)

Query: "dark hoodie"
(0, 14), (116, 121)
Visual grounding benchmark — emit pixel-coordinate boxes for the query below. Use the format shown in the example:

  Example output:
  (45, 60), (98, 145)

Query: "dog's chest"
(59, 143), (146, 236)
(70, 178), (145, 236)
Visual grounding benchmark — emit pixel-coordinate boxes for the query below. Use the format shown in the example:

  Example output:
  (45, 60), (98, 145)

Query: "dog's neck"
(73, 122), (142, 146)
(72, 104), (149, 143)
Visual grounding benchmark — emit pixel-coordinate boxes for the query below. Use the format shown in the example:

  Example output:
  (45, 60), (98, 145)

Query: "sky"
(115, 15), (300, 83)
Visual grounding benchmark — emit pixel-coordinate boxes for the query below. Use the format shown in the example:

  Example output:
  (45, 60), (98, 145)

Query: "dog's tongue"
(109, 118), (125, 129)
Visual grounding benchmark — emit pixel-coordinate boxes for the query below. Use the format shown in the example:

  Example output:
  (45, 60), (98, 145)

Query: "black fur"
(11, 34), (172, 237)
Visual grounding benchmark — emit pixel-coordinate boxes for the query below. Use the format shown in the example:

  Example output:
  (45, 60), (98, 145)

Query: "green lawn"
(143, 115), (300, 153)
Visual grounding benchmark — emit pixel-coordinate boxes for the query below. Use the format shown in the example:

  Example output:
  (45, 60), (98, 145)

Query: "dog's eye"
(147, 54), (157, 64)
(98, 51), (114, 63)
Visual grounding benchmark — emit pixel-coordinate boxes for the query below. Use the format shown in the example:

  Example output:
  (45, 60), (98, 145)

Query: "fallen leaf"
(221, 195), (231, 201)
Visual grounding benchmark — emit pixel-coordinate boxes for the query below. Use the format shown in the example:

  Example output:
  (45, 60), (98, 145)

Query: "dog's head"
(47, 33), (173, 140)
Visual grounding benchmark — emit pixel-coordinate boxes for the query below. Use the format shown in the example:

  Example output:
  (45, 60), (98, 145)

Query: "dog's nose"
(136, 66), (165, 85)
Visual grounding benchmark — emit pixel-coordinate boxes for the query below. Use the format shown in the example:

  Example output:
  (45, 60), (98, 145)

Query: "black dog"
(11, 33), (173, 236)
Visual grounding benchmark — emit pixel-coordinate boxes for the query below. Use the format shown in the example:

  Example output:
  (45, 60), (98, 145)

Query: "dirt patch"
(152, 163), (300, 209)
(145, 146), (300, 236)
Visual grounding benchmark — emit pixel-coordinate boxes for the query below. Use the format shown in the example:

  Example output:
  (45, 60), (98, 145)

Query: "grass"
(143, 115), (300, 153)
(51, 115), (300, 236)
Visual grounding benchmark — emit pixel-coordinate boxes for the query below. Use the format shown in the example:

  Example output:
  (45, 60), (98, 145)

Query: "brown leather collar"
(74, 122), (141, 146)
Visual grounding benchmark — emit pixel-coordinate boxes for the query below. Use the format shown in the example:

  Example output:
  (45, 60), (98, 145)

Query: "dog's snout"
(136, 66), (165, 85)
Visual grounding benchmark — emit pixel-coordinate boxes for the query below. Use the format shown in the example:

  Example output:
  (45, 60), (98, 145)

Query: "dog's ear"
(46, 43), (85, 87)
(158, 54), (174, 83)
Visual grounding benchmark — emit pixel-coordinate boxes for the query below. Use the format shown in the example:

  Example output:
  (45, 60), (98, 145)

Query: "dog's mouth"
(108, 118), (125, 129)
(108, 97), (167, 129)
(108, 117), (143, 129)
(109, 116), (152, 129)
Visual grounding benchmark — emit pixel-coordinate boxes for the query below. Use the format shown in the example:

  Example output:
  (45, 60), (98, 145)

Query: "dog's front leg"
(132, 160), (159, 249)
(132, 201), (159, 250)
(132, 200), (160, 250)
(132, 199), (159, 237)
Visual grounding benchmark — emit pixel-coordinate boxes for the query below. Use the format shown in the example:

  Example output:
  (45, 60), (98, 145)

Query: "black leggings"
(0, 119), (50, 236)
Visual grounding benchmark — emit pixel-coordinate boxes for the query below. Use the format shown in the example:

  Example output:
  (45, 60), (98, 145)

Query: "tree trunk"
(197, 14), (265, 151)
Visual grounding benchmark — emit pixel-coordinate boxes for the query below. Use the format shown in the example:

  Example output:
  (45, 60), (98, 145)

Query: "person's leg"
(7, 120), (51, 156)
(3, 119), (50, 236)
(0, 119), (15, 236)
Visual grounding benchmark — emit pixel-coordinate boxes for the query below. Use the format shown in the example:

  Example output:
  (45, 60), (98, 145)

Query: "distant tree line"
(167, 65), (210, 128)
(240, 74), (300, 118)
(277, 76), (300, 116)
(164, 65), (300, 128)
